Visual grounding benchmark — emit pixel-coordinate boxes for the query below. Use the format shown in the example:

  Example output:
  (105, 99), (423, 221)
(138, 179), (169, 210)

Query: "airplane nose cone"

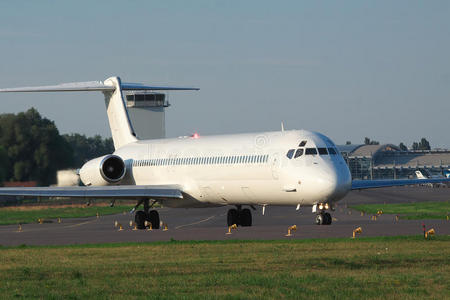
(317, 164), (351, 201)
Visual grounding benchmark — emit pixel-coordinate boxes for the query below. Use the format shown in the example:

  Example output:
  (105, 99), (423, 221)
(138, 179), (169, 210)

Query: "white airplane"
(1, 77), (449, 229)
(415, 170), (447, 188)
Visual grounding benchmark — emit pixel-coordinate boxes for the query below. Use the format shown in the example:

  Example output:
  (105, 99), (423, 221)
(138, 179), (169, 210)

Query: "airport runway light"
(145, 221), (153, 231)
(226, 224), (237, 235)
(162, 222), (169, 231)
(285, 225), (297, 237)
(114, 221), (123, 231)
(352, 227), (362, 239)
(425, 228), (435, 239)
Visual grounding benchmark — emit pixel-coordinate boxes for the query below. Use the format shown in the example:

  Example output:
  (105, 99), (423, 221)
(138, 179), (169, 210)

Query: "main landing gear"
(134, 199), (160, 229)
(227, 205), (252, 227)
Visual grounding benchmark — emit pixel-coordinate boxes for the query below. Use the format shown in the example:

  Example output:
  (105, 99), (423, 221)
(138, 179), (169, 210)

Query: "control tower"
(124, 91), (169, 140)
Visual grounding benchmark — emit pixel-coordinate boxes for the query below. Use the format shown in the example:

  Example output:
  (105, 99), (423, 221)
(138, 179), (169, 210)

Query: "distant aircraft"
(415, 170), (447, 188)
(1, 77), (449, 228)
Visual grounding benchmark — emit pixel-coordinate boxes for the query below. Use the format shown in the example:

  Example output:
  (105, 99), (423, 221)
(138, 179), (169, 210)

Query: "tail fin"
(415, 170), (427, 179)
(0, 76), (199, 149)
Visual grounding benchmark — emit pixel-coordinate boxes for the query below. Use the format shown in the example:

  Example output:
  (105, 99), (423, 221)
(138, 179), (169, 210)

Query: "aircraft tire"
(240, 208), (252, 226)
(323, 212), (332, 225)
(227, 209), (239, 226)
(148, 210), (160, 229)
(315, 214), (324, 225)
(135, 211), (146, 229)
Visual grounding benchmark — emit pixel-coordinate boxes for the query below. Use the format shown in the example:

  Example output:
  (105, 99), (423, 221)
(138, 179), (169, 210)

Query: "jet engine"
(79, 155), (126, 186)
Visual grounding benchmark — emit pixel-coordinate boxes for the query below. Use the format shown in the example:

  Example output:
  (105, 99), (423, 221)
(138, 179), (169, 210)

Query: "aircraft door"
(271, 153), (280, 179)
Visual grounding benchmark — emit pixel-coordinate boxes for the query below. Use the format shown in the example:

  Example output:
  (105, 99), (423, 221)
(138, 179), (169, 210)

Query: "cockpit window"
(294, 149), (304, 158)
(328, 147), (337, 155)
(286, 149), (295, 159)
(305, 148), (317, 155)
(299, 140), (307, 147)
(318, 148), (328, 155)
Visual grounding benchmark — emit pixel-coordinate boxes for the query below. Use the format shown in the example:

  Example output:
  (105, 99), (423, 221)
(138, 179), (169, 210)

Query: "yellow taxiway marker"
(162, 222), (169, 231)
(226, 224), (237, 235)
(144, 221), (153, 231)
(425, 228), (435, 239)
(114, 221), (124, 231)
(352, 227), (362, 239)
(285, 225), (297, 237)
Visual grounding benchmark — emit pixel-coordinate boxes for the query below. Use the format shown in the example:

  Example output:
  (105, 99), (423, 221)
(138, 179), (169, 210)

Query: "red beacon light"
(191, 132), (200, 139)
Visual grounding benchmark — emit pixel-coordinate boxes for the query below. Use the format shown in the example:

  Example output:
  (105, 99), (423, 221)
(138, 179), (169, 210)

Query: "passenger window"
(305, 148), (318, 155)
(318, 148), (328, 155)
(286, 149), (295, 159)
(299, 140), (307, 147)
(294, 149), (304, 158)
(328, 148), (337, 155)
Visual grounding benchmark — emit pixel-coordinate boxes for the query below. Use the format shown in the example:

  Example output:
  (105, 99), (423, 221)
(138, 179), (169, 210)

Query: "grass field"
(0, 236), (449, 299)
(0, 205), (134, 225)
(350, 201), (450, 220)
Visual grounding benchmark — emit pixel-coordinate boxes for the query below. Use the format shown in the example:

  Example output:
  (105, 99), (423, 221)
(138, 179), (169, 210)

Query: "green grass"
(0, 205), (134, 225)
(0, 236), (448, 299)
(350, 201), (450, 220)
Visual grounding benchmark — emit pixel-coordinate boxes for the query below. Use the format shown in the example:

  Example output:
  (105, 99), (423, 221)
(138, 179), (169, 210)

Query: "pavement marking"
(64, 219), (98, 228)
(175, 215), (217, 229)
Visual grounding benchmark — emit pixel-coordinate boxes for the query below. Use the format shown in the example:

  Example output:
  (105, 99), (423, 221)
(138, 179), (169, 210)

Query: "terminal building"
(338, 144), (450, 180)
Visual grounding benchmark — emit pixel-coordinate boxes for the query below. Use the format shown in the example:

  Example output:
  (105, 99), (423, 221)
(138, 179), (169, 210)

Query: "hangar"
(338, 144), (450, 180)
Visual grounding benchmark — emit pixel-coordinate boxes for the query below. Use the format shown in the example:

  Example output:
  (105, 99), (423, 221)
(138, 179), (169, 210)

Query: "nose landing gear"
(314, 203), (332, 225)
(315, 212), (332, 225)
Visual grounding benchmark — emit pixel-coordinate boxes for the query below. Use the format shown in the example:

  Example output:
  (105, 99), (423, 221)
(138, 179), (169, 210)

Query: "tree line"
(0, 108), (114, 185)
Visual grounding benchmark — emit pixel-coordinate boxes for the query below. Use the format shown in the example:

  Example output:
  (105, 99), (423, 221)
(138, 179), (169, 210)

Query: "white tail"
(102, 77), (137, 149)
(0, 76), (199, 149)
(415, 170), (427, 179)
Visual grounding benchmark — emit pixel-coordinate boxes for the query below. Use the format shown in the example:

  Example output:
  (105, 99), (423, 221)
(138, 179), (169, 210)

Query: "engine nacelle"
(79, 154), (126, 186)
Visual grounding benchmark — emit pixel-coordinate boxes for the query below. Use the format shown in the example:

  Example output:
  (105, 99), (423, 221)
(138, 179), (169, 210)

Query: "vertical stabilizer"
(0, 76), (198, 150)
(102, 77), (138, 149)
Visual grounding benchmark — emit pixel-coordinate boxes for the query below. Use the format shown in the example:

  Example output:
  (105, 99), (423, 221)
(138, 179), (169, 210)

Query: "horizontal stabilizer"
(0, 80), (199, 93)
(0, 81), (114, 92)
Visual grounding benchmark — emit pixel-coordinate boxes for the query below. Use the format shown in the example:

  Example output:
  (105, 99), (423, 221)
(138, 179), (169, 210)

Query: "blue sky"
(0, 1), (449, 147)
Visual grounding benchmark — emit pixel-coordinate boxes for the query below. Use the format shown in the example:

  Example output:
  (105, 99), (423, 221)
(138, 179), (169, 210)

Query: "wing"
(0, 185), (183, 199)
(352, 178), (450, 190)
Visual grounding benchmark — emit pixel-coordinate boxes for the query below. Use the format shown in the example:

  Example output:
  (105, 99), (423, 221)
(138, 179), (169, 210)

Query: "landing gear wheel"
(240, 208), (252, 227)
(135, 211), (146, 229)
(227, 209), (239, 226)
(315, 214), (324, 225)
(147, 210), (160, 229)
(323, 212), (332, 225)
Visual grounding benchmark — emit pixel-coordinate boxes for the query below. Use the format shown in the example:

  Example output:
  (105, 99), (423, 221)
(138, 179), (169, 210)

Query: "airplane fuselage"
(114, 129), (352, 208)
